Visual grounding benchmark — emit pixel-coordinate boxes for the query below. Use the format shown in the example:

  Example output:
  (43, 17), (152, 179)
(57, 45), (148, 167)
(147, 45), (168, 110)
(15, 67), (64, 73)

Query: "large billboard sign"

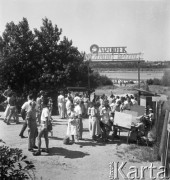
(90, 44), (127, 54)
(85, 44), (143, 61)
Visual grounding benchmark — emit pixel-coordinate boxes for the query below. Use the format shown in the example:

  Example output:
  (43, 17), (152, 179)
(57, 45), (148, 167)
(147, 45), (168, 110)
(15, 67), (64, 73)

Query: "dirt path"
(0, 112), (161, 180)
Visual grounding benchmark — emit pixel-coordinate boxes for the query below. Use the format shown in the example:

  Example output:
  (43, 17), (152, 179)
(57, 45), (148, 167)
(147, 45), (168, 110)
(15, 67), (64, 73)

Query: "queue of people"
(63, 92), (155, 143)
(1, 86), (155, 155)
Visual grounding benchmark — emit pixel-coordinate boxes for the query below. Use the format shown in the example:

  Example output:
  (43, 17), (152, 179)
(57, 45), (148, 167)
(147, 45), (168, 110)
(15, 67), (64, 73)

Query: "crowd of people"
(1, 85), (155, 156)
(58, 91), (155, 143)
(2, 86), (53, 156)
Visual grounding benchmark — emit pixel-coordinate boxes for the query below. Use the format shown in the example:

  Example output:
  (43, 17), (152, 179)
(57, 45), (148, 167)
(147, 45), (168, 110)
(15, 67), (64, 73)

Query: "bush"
(161, 70), (170, 86)
(147, 70), (170, 86)
(147, 78), (161, 85)
(90, 72), (113, 88)
(129, 80), (135, 84)
(99, 75), (113, 86)
(0, 145), (35, 180)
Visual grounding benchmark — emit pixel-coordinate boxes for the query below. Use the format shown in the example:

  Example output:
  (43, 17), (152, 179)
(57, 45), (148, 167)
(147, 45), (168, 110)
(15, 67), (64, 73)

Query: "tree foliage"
(161, 70), (170, 86)
(0, 18), (36, 93)
(0, 145), (35, 179)
(0, 17), (112, 94)
(146, 70), (170, 86)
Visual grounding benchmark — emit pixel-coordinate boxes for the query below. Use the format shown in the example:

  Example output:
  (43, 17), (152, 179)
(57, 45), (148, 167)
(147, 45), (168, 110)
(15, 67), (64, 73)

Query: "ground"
(0, 84), (167, 180)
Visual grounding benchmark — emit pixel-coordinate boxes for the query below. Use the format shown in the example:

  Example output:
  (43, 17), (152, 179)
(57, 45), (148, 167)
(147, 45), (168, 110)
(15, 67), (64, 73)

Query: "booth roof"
(134, 88), (159, 97)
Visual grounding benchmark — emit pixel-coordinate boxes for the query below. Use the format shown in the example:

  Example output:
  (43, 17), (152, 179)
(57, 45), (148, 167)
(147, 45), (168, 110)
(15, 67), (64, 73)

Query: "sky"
(0, 0), (170, 61)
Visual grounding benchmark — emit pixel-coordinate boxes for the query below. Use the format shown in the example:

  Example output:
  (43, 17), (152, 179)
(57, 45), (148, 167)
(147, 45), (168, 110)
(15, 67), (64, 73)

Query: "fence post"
(159, 110), (169, 159)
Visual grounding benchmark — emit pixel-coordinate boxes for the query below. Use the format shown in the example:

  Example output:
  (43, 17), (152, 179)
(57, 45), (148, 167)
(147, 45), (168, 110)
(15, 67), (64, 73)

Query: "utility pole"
(138, 59), (140, 89)
(88, 60), (90, 90)
(138, 54), (142, 105)
(84, 52), (91, 100)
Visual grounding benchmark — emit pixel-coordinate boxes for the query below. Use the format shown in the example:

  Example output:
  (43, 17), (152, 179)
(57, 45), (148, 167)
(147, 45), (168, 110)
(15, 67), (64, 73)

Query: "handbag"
(47, 121), (52, 131)
(63, 136), (70, 145)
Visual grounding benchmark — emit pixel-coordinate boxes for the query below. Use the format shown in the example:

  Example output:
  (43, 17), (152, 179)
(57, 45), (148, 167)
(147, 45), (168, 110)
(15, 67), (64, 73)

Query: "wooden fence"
(154, 100), (170, 177)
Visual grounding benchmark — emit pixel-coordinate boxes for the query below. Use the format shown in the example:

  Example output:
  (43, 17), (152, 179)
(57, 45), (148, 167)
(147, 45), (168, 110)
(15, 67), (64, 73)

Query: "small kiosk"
(134, 88), (160, 115)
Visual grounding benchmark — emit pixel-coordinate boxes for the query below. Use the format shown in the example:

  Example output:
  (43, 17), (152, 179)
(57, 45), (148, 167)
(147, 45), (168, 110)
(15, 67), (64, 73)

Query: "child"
(66, 104), (78, 143)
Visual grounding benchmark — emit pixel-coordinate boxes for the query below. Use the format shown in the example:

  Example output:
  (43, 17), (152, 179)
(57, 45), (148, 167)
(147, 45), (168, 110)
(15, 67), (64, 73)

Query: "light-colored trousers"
(58, 103), (65, 118)
(28, 122), (37, 149)
(4, 104), (10, 119)
(6, 106), (19, 123)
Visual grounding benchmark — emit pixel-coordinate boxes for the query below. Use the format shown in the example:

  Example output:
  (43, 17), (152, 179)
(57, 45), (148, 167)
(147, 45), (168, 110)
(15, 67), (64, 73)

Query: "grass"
(123, 143), (160, 162)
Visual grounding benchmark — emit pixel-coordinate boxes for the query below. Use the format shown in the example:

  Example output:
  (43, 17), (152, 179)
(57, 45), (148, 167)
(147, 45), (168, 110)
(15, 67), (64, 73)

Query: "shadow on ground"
(75, 140), (106, 147)
(45, 147), (90, 159)
(48, 136), (63, 141)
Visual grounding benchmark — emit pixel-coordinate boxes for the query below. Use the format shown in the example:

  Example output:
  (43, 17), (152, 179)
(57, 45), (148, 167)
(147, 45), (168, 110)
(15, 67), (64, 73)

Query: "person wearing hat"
(148, 108), (155, 128)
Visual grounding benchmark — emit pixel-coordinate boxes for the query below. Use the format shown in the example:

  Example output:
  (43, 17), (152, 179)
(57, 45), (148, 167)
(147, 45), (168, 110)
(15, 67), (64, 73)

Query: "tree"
(161, 70), (170, 86)
(0, 18), (36, 94)
(33, 18), (87, 90)
(0, 17), (112, 95)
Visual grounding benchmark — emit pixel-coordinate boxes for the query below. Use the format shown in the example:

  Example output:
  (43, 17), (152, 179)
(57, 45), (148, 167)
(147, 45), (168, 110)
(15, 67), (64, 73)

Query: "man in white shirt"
(122, 97), (133, 111)
(130, 95), (138, 105)
(66, 96), (73, 117)
(19, 94), (33, 138)
(36, 92), (44, 124)
(34, 98), (50, 156)
(57, 92), (65, 119)
(73, 93), (81, 104)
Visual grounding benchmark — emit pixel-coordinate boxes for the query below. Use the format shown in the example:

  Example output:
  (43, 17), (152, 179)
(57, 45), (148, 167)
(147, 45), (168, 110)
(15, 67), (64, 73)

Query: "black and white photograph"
(0, 0), (170, 179)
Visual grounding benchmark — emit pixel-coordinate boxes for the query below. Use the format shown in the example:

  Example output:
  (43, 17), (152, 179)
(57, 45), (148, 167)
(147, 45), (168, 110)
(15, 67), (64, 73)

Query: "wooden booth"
(134, 88), (159, 115)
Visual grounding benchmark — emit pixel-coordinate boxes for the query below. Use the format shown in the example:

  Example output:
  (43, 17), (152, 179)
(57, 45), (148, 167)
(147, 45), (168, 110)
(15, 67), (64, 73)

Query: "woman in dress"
(74, 101), (83, 140)
(89, 102), (102, 141)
